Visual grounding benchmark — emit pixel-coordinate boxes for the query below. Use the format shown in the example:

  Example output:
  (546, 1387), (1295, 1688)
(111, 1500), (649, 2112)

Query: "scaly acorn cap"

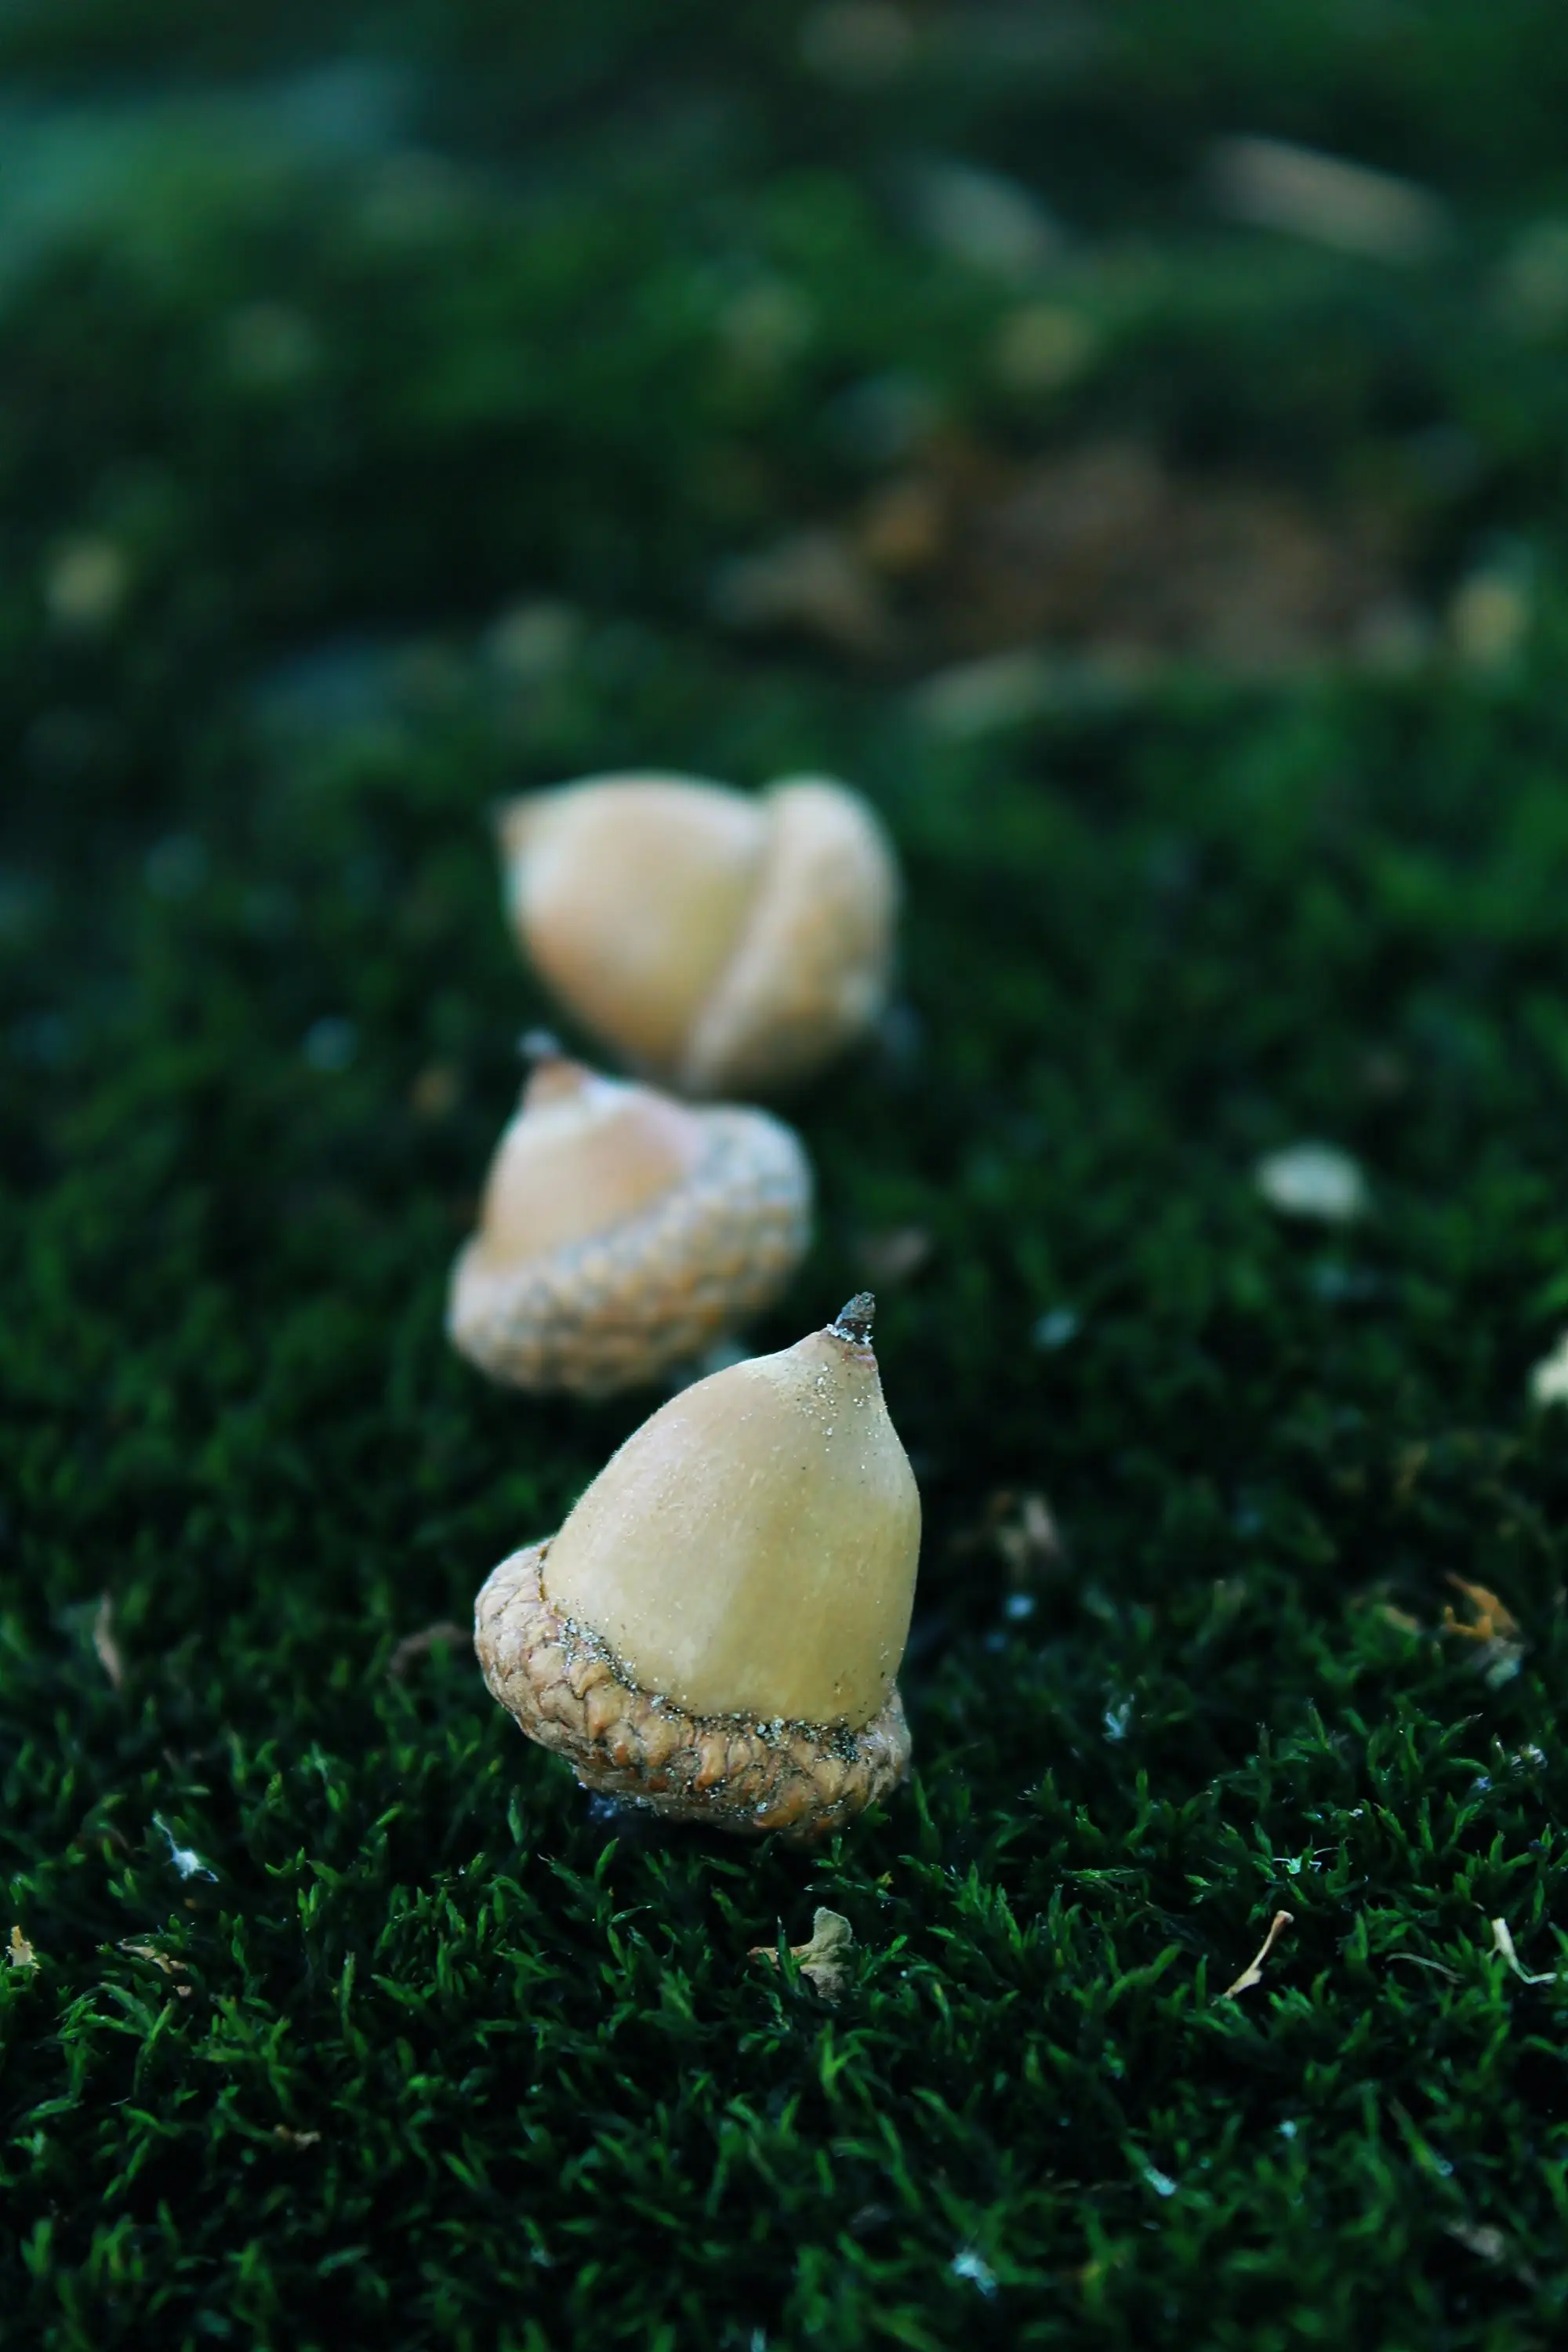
(474, 1294), (920, 1842)
(447, 1040), (811, 1398)
(495, 772), (898, 1096)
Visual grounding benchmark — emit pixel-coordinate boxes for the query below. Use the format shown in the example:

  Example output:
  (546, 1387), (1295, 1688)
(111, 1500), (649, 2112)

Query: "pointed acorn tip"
(518, 1028), (565, 1066)
(517, 1028), (589, 1111)
(830, 1291), (877, 1346)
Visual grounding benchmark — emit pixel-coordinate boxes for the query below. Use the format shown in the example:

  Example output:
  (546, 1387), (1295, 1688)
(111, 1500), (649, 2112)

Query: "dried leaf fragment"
(118, 1940), (189, 1978)
(913, 649), (1063, 739)
(1443, 2217), (1537, 2288)
(1451, 566), (1533, 673)
(1446, 2222), (1506, 2264)
(711, 531), (895, 659)
(45, 534), (132, 634)
(1442, 1577), (1519, 1643)
(954, 1488), (1067, 1585)
(800, 2), (917, 89)
(93, 1594), (125, 1691)
(858, 479), (946, 579)
(993, 1490), (1065, 1582)
(750, 1907), (855, 2002)
(118, 1940), (193, 1996)
(409, 1062), (462, 1121)
(8, 1925), (38, 1973)
(1442, 1577), (1526, 1686)
(1489, 1918), (1563, 1987)
(1222, 1909), (1294, 1998)
(853, 1224), (934, 1287)
(387, 1620), (471, 1679)
(1393, 1442), (1428, 1502)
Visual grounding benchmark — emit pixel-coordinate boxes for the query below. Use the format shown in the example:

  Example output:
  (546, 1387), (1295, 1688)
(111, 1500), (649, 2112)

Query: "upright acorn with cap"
(448, 1037), (811, 1398)
(474, 1294), (920, 1843)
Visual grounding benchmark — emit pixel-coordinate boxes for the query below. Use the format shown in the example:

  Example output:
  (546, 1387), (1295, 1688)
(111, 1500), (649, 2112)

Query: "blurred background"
(5, 0), (1568, 790)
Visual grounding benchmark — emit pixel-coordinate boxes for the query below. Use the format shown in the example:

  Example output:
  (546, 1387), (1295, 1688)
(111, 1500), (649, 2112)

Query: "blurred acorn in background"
(495, 772), (899, 1096)
(447, 1037), (811, 1398)
(474, 1291), (920, 1843)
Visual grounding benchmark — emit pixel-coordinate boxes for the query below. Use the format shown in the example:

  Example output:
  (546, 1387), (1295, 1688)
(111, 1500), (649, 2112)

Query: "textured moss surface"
(6, 7), (1568, 2347)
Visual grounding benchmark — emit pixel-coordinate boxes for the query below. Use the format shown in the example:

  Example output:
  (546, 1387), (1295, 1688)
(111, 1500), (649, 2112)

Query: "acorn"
(447, 1040), (812, 1397)
(495, 772), (899, 1096)
(474, 1292), (920, 1843)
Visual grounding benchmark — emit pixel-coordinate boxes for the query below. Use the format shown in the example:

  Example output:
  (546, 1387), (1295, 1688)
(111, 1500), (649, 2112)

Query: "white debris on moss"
(907, 158), (1062, 280)
(1254, 1142), (1368, 1224)
(44, 535), (130, 634)
(154, 1815), (217, 1883)
(1207, 136), (1446, 263)
(1528, 1330), (1568, 1408)
(1450, 560), (1534, 673)
(950, 2248), (998, 2296)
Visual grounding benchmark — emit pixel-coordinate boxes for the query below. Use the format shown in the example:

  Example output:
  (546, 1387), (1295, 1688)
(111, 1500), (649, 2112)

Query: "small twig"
(93, 1595), (125, 1691)
(1490, 1918), (1563, 1987)
(1222, 1910), (1294, 1998)
(1385, 1951), (1462, 1983)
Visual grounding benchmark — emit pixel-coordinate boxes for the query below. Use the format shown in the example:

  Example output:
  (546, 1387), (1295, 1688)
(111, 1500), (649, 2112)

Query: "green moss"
(5, 8), (1568, 2347)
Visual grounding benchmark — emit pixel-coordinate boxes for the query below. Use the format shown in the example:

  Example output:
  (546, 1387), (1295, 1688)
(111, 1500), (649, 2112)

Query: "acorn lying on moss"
(474, 1293), (920, 1842)
(496, 772), (899, 1096)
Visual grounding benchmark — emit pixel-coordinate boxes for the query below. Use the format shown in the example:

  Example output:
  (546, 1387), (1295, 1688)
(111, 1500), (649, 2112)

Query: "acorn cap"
(496, 772), (898, 1096)
(474, 1294), (921, 1842)
(447, 1045), (811, 1397)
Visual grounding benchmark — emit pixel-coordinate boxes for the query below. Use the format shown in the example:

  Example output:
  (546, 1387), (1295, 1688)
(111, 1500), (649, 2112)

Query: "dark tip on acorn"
(830, 1291), (877, 1346)
(519, 1028), (564, 1065)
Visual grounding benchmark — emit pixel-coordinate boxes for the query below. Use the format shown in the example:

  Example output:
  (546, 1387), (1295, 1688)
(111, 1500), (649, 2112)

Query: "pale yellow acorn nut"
(495, 772), (899, 1095)
(447, 1042), (812, 1398)
(474, 1293), (920, 1842)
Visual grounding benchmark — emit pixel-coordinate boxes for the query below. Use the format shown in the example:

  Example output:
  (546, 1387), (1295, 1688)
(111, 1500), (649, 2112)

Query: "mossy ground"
(7, 7), (1568, 2347)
